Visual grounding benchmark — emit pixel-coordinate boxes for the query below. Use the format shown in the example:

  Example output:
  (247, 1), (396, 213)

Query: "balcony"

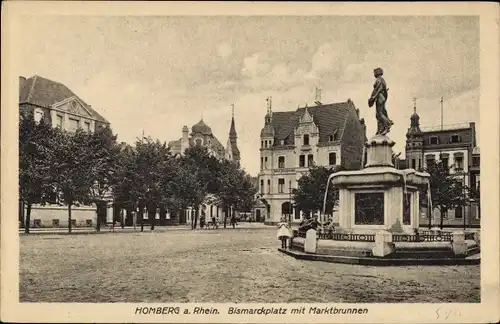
(273, 168), (296, 174)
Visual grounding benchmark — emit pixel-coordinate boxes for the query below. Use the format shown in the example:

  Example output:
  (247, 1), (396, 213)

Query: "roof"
(264, 101), (353, 144)
(19, 75), (109, 123)
(192, 119), (212, 135)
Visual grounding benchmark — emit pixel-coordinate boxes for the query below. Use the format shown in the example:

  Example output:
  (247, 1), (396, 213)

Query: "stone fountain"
(280, 67), (480, 265)
(331, 134), (429, 235)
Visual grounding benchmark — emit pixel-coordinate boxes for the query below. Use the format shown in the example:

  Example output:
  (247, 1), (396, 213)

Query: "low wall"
(25, 205), (97, 228)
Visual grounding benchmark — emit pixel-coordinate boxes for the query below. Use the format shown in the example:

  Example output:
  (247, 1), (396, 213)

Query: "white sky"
(19, 16), (479, 175)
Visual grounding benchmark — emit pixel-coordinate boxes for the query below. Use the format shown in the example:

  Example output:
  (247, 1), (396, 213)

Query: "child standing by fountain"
(277, 217), (291, 249)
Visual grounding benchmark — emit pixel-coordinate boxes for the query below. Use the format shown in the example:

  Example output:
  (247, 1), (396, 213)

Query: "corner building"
(405, 108), (480, 227)
(257, 100), (366, 225)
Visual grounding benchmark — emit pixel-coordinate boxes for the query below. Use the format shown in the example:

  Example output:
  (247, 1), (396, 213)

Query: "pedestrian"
(277, 217), (291, 249)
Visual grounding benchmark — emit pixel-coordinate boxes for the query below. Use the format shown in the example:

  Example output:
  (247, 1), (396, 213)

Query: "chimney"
(470, 122), (476, 148)
(181, 125), (189, 153)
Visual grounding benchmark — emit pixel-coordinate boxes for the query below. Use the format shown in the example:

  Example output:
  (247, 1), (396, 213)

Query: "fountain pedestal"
(331, 135), (430, 234)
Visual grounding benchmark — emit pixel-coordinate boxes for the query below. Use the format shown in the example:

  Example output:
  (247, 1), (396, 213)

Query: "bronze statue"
(368, 67), (394, 135)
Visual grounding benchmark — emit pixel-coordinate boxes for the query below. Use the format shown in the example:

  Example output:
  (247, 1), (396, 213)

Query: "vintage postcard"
(1, 1), (499, 323)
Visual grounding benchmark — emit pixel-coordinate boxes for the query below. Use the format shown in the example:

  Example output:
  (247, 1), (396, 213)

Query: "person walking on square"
(277, 217), (291, 249)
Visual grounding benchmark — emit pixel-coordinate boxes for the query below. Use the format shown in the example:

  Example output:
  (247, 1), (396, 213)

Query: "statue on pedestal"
(368, 67), (394, 135)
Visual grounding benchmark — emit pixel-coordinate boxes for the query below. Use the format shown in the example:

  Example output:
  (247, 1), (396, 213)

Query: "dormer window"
(303, 134), (310, 146)
(450, 134), (460, 143)
(429, 136), (439, 145)
(329, 130), (338, 142)
(280, 140), (284, 145)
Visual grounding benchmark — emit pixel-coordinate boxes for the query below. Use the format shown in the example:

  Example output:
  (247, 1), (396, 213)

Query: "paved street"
(20, 227), (480, 303)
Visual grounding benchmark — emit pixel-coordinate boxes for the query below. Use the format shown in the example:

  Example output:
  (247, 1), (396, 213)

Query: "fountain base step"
(279, 248), (480, 266)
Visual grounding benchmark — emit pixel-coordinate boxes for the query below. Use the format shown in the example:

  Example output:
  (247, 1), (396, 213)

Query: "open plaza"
(20, 226), (480, 303)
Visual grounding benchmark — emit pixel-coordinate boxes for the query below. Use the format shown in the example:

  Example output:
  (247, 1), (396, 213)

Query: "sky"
(18, 15), (479, 176)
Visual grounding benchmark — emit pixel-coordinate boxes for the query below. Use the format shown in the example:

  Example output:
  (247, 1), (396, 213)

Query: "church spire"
(226, 103), (240, 164)
(229, 103), (237, 140)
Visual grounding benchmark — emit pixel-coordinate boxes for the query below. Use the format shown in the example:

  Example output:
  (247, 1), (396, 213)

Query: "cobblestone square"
(20, 228), (480, 303)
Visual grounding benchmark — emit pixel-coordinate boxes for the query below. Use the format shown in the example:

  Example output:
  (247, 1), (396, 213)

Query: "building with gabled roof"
(18, 75), (111, 229)
(257, 98), (366, 224)
(19, 75), (110, 132)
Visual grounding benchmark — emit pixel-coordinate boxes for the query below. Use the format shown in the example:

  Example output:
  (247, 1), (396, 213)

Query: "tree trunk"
(439, 209), (445, 230)
(68, 203), (72, 233)
(193, 207), (199, 229)
(96, 201), (101, 233)
(139, 201), (144, 232)
(25, 203), (31, 234)
(149, 203), (156, 231)
(223, 206), (228, 228)
(232, 207), (236, 229)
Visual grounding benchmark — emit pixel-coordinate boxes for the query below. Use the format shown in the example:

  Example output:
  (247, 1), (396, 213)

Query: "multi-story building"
(168, 112), (241, 225)
(19, 75), (110, 131)
(257, 99), (366, 225)
(19, 75), (111, 229)
(404, 106), (480, 227)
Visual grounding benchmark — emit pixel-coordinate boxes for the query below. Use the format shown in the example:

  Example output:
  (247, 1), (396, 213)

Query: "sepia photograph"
(1, 1), (499, 323)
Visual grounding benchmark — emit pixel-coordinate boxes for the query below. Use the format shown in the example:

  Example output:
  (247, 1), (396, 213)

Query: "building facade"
(19, 75), (110, 132)
(19, 75), (111, 228)
(168, 114), (241, 225)
(404, 107), (480, 227)
(257, 99), (367, 225)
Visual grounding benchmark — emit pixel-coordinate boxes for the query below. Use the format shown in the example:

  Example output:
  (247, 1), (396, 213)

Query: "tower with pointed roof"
(256, 93), (366, 225)
(405, 99), (424, 170)
(226, 104), (241, 164)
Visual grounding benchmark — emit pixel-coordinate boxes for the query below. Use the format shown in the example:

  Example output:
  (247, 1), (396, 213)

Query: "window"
(84, 121), (91, 132)
(299, 155), (305, 167)
(329, 152), (337, 165)
(472, 156), (480, 167)
(267, 180), (271, 194)
(264, 157), (268, 169)
(455, 156), (464, 171)
(455, 206), (463, 218)
(68, 118), (79, 132)
(260, 180), (264, 194)
(278, 156), (285, 169)
(418, 159), (421, 170)
(425, 156), (435, 168)
(56, 115), (63, 128)
(429, 136), (439, 145)
(329, 135), (334, 142)
(195, 138), (203, 146)
(441, 157), (448, 168)
(278, 178), (285, 193)
(411, 159), (416, 169)
(280, 140), (285, 145)
(34, 109), (44, 124)
(303, 134), (310, 146)
(261, 141), (264, 148)
(307, 154), (314, 167)
(260, 157), (263, 170)
(450, 135), (460, 143)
